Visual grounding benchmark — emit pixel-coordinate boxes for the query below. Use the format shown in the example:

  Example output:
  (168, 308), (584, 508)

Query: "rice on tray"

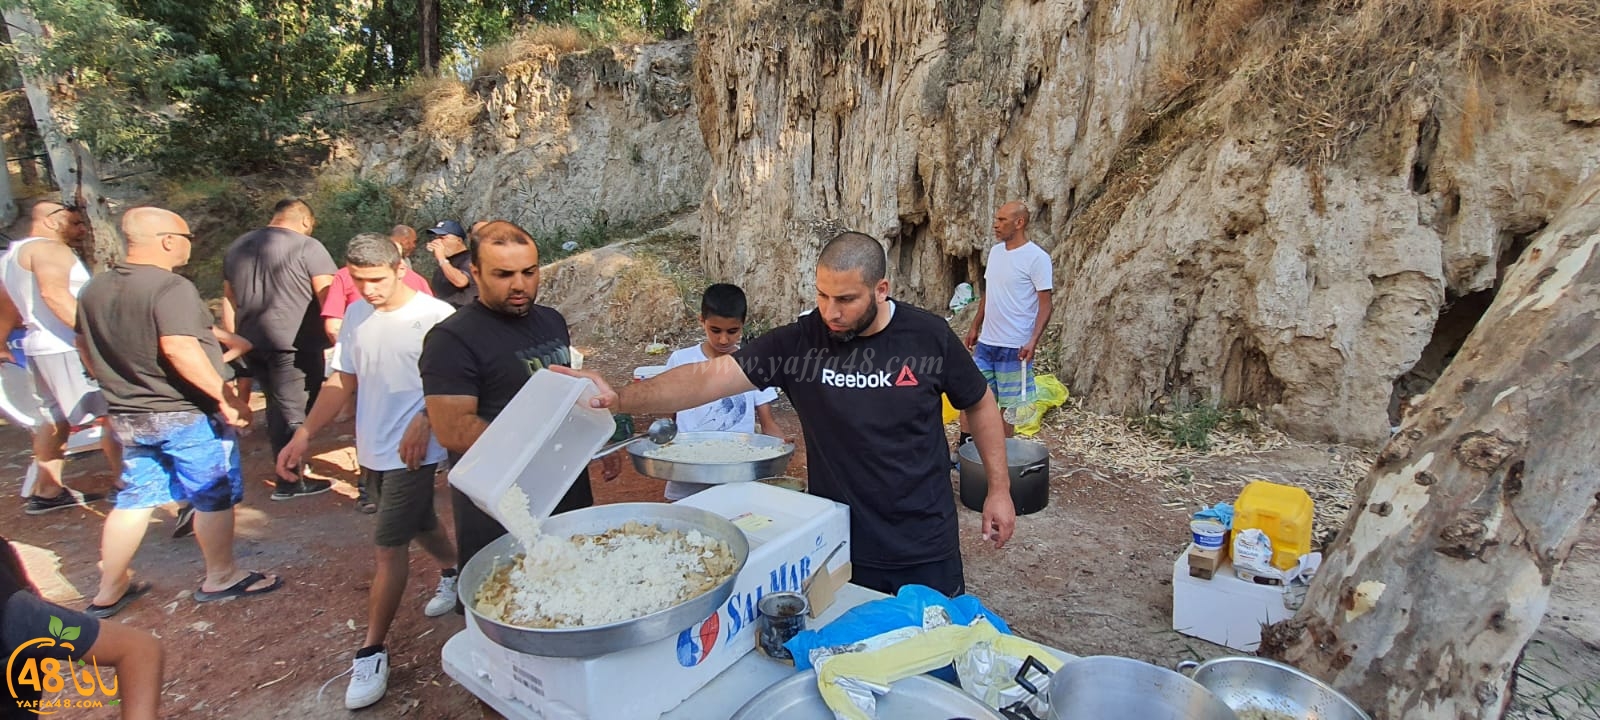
(643, 438), (788, 463)
(475, 520), (738, 628)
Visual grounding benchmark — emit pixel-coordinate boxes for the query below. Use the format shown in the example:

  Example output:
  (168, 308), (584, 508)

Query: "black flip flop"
(85, 581), (152, 619)
(194, 572), (283, 603)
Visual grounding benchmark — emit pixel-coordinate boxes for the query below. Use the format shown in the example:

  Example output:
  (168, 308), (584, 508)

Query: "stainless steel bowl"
(730, 669), (1005, 720)
(459, 502), (750, 658)
(629, 431), (795, 484)
(1183, 656), (1371, 720)
(1046, 656), (1239, 720)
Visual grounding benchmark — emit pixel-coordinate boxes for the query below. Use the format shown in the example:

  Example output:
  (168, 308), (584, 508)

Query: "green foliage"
(308, 176), (404, 264)
(1134, 402), (1259, 451)
(3, 0), (191, 159)
(3, 0), (692, 174)
(532, 209), (625, 262)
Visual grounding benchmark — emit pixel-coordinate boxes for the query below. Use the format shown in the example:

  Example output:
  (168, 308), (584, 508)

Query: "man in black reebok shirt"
(420, 221), (594, 579)
(558, 232), (1015, 596)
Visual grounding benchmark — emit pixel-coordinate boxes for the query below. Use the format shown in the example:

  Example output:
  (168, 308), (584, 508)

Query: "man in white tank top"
(0, 200), (120, 514)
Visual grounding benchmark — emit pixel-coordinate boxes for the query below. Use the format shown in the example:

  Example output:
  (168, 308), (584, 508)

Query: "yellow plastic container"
(1233, 481), (1314, 570)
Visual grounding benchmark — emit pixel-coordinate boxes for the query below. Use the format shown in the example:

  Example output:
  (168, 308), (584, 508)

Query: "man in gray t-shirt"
(221, 198), (338, 500)
(77, 207), (283, 619)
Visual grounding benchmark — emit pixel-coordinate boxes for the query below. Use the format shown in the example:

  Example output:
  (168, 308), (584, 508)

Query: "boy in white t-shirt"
(663, 284), (787, 500)
(275, 234), (458, 710)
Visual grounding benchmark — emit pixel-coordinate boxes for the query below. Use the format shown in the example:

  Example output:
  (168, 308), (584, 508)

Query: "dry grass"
(472, 22), (654, 80)
(1241, 0), (1600, 168)
(402, 75), (483, 142)
(1040, 402), (1373, 543)
(474, 27), (579, 79)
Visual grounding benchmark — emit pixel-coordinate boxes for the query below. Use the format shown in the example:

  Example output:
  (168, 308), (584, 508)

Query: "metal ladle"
(591, 418), (677, 459)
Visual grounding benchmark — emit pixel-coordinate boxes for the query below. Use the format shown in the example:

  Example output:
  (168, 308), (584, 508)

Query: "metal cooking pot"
(458, 502), (749, 658)
(629, 431), (796, 484)
(1020, 655), (1239, 720)
(958, 439), (1050, 515)
(730, 669), (1006, 720)
(1179, 656), (1371, 720)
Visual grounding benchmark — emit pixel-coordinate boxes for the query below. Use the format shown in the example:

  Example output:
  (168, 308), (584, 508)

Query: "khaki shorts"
(29, 351), (107, 426)
(366, 464), (441, 547)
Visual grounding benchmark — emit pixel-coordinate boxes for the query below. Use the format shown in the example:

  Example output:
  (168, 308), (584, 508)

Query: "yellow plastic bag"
(1014, 374), (1068, 437)
(941, 394), (960, 424)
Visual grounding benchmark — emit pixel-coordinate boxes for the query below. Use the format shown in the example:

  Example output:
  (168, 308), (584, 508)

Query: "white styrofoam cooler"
(452, 482), (850, 719)
(1171, 544), (1295, 651)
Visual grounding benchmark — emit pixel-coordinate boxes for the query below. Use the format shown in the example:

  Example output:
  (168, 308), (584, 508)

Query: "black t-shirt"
(430, 250), (478, 309)
(78, 264), (228, 415)
(223, 227), (337, 352)
(420, 302), (576, 422)
(2, 538), (100, 720)
(736, 301), (988, 568)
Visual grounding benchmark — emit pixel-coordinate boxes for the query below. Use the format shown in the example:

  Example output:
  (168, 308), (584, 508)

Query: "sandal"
(194, 571), (283, 603)
(85, 581), (152, 619)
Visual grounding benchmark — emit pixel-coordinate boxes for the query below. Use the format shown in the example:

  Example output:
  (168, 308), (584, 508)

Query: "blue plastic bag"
(1194, 502), (1234, 528)
(784, 585), (1013, 672)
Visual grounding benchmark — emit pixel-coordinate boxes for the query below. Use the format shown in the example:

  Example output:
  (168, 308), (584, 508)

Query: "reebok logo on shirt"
(820, 365), (920, 389)
(821, 367), (893, 388)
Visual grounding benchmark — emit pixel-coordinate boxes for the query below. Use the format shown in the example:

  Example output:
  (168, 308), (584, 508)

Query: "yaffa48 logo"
(6, 615), (121, 714)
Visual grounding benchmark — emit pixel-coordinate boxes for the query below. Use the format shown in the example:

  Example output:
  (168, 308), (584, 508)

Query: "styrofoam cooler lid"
(632, 365), (668, 381)
(449, 371), (615, 525)
(0, 361), (46, 429)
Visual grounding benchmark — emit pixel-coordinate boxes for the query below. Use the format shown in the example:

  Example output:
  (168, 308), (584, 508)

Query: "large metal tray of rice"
(460, 502), (749, 658)
(628, 431), (796, 484)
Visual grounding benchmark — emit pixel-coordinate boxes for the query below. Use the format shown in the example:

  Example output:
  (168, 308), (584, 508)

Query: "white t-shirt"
(663, 343), (779, 501)
(977, 241), (1054, 348)
(665, 344), (778, 433)
(330, 292), (455, 471)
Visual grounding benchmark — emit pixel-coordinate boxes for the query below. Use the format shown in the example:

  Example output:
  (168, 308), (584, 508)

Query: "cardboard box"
(1186, 546), (1223, 580)
(805, 561), (852, 619)
(1172, 544), (1294, 652)
(458, 483), (850, 719)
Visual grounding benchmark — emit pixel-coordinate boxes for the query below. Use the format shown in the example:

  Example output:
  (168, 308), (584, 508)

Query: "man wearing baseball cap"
(425, 220), (476, 309)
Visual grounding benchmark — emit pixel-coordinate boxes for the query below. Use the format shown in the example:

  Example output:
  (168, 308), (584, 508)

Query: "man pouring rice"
(557, 231), (1015, 597)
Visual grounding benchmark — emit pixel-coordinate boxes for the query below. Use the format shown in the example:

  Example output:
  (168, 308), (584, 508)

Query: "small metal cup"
(756, 591), (809, 662)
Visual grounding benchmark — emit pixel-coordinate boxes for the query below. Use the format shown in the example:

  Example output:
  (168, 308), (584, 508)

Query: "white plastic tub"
(448, 371), (615, 525)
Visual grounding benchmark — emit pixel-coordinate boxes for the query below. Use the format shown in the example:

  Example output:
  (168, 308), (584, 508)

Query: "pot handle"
(1012, 655), (1052, 697)
(1020, 461), (1048, 478)
(1175, 660), (1199, 676)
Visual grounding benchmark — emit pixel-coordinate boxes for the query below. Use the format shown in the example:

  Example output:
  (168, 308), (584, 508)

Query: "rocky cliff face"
(693, 0), (1600, 443)
(333, 39), (707, 236)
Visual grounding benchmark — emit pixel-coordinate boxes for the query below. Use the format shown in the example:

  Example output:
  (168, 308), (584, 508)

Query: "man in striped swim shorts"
(962, 201), (1054, 441)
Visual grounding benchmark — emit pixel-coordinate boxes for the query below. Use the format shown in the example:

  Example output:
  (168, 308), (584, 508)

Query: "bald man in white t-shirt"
(961, 201), (1054, 439)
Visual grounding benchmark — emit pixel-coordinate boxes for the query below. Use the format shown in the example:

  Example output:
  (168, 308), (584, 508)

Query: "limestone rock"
(333, 40), (708, 237)
(691, 0), (1600, 444)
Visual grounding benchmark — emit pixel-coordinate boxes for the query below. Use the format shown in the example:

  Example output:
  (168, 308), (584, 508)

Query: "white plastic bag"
(954, 641), (1050, 716)
(1282, 552), (1322, 610)
(949, 283), (976, 314)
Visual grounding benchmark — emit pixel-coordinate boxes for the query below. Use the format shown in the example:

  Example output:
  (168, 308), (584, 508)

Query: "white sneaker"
(345, 651), (389, 710)
(424, 573), (458, 618)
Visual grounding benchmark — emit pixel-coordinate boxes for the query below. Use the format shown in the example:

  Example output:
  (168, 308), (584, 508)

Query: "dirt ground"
(4, 338), (1596, 719)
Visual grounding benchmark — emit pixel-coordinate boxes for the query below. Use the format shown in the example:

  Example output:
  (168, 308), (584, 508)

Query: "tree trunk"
(3, 5), (122, 270)
(419, 0), (440, 74)
(1263, 174), (1600, 719)
(0, 133), (16, 227)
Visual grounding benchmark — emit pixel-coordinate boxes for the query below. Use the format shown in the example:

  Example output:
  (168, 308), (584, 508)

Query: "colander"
(1178, 656), (1371, 720)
